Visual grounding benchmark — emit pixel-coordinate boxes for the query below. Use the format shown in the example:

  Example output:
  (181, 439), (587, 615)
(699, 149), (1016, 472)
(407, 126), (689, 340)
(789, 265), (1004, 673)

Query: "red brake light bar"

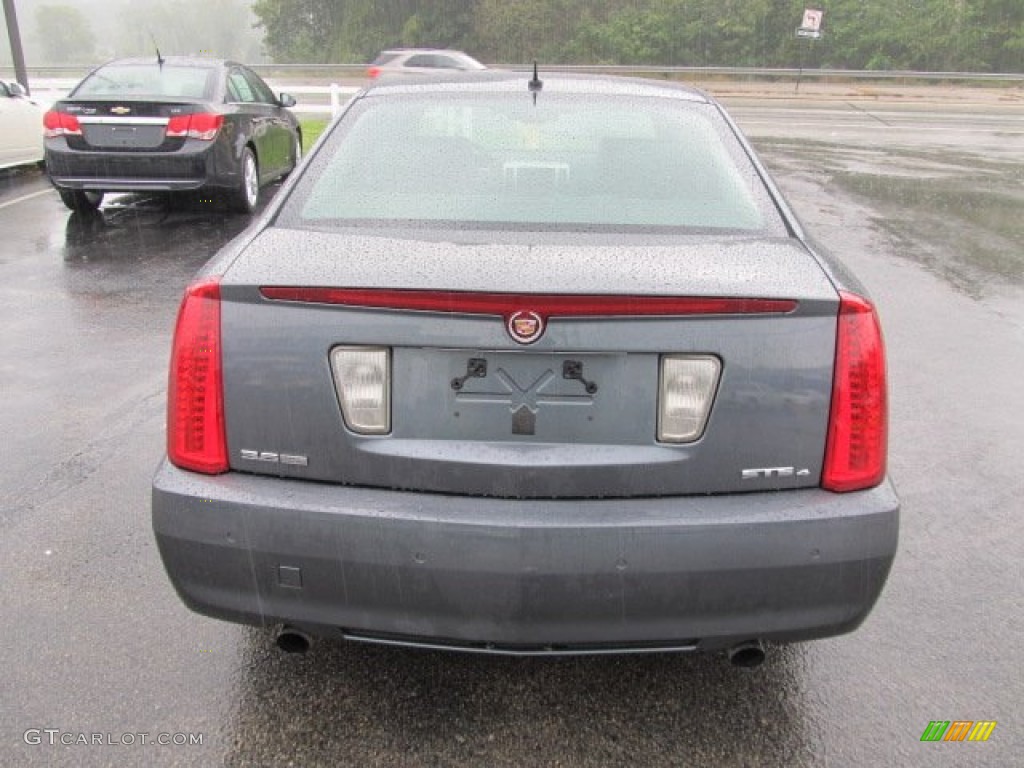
(258, 288), (797, 319)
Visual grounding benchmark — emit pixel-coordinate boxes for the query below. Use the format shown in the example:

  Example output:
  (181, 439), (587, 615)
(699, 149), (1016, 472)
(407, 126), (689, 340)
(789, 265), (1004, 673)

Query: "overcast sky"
(2, 0), (265, 68)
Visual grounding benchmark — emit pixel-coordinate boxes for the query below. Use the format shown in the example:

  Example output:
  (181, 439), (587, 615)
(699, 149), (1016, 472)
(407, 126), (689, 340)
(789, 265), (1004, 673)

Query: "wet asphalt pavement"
(1, 94), (1022, 767)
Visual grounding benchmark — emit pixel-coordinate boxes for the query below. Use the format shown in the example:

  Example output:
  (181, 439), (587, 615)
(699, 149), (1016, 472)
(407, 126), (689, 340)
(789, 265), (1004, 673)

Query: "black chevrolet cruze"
(44, 57), (301, 213)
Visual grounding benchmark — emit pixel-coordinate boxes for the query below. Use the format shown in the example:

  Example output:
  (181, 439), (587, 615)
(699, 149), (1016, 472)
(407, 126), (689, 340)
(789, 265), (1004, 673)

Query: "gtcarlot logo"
(24, 729), (204, 746)
(920, 721), (997, 742)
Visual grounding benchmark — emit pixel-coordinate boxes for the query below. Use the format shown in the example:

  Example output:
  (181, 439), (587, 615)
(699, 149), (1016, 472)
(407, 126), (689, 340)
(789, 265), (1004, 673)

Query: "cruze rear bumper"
(44, 140), (237, 193)
(152, 459), (898, 654)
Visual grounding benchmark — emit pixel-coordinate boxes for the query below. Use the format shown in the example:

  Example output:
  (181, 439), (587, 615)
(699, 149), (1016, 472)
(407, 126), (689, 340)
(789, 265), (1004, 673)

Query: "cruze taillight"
(166, 113), (224, 141)
(822, 291), (888, 492)
(167, 277), (228, 474)
(43, 109), (82, 138)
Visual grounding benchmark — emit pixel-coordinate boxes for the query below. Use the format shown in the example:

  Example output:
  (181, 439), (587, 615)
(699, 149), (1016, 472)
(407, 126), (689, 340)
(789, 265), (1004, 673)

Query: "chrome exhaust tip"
(727, 640), (766, 668)
(274, 625), (312, 654)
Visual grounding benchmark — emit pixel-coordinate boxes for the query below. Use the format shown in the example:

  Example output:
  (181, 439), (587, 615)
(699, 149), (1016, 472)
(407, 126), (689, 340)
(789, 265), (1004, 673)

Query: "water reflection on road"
(757, 140), (1024, 297)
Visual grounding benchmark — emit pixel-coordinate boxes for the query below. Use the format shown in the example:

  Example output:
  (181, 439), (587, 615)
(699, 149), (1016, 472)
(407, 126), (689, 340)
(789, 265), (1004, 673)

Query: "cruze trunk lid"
(55, 100), (208, 151)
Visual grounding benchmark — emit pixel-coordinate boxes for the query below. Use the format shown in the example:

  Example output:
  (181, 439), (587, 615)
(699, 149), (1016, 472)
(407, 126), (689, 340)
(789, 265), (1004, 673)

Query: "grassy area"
(299, 119), (329, 153)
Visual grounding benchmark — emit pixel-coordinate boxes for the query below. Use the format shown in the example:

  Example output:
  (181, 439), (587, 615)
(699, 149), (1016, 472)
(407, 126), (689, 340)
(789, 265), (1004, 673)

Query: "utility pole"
(3, 0), (30, 95)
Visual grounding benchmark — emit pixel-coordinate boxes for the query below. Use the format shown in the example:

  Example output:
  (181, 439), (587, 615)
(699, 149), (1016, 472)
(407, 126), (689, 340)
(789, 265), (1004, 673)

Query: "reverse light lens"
(167, 277), (228, 474)
(822, 292), (888, 492)
(43, 109), (82, 138)
(166, 113), (224, 141)
(657, 355), (721, 443)
(330, 346), (391, 435)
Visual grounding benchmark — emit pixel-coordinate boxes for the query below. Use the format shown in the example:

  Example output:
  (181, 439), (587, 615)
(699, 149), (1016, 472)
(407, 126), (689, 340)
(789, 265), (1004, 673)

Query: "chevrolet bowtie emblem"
(110, 106), (131, 115)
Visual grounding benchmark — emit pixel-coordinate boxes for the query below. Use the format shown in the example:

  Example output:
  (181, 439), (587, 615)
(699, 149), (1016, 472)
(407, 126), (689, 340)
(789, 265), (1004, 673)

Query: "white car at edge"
(0, 80), (44, 170)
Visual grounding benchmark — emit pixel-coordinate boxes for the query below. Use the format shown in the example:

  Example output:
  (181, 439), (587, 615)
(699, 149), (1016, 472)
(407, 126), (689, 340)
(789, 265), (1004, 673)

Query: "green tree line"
(252, 0), (1024, 72)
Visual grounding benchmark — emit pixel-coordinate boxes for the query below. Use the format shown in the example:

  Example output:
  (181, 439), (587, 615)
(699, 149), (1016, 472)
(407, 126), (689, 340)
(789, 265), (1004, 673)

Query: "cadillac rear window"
(282, 92), (785, 233)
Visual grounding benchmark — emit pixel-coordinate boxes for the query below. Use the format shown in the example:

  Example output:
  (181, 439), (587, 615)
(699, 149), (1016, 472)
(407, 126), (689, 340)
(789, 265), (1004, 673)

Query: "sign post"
(795, 8), (824, 93)
(797, 8), (824, 39)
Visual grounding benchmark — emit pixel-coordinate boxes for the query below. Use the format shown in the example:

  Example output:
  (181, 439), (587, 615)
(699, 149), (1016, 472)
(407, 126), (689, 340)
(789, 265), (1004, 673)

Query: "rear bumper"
(50, 176), (207, 192)
(152, 460), (899, 654)
(44, 140), (231, 192)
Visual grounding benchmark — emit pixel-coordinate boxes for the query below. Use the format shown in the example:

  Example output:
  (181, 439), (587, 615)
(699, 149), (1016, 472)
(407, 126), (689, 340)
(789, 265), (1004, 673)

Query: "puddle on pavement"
(755, 139), (1024, 295)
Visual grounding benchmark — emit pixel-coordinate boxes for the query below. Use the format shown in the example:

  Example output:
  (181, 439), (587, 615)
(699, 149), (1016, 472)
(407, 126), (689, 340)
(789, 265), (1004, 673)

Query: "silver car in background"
(153, 73), (898, 666)
(367, 48), (487, 79)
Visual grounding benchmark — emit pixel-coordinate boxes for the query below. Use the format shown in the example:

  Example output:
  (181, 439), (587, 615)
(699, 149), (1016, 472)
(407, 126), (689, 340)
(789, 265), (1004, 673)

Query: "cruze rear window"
(74, 65), (215, 100)
(281, 92), (784, 233)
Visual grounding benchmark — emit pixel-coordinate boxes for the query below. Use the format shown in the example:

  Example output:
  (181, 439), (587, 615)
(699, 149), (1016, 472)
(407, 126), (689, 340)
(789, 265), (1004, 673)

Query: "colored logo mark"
(506, 310), (544, 345)
(920, 721), (997, 742)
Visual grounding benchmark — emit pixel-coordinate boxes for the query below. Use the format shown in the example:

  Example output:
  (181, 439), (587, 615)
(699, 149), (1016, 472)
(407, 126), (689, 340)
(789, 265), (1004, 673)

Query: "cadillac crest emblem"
(507, 310), (545, 344)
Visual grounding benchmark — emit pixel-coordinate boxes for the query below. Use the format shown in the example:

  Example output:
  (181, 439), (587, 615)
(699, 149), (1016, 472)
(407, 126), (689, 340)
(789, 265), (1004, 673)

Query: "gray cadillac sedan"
(152, 73), (898, 666)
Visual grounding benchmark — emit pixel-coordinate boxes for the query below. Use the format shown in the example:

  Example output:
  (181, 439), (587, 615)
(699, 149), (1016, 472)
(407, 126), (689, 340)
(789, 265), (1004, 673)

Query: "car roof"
(95, 56), (233, 69)
(361, 72), (710, 103)
(380, 48), (471, 55)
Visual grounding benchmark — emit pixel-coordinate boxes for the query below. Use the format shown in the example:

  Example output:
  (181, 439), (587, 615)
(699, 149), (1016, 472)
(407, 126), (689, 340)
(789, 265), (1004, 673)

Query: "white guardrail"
(17, 65), (1023, 116)
(24, 78), (359, 116)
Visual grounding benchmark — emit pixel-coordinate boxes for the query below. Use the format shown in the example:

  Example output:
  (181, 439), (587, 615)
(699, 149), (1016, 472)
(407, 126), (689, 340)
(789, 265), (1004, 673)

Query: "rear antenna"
(150, 33), (164, 68)
(528, 60), (542, 105)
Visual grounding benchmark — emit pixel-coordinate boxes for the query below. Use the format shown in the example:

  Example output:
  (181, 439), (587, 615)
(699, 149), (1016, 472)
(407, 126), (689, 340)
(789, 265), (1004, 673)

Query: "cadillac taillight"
(167, 277), (228, 474)
(822, 291), (888, 492)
